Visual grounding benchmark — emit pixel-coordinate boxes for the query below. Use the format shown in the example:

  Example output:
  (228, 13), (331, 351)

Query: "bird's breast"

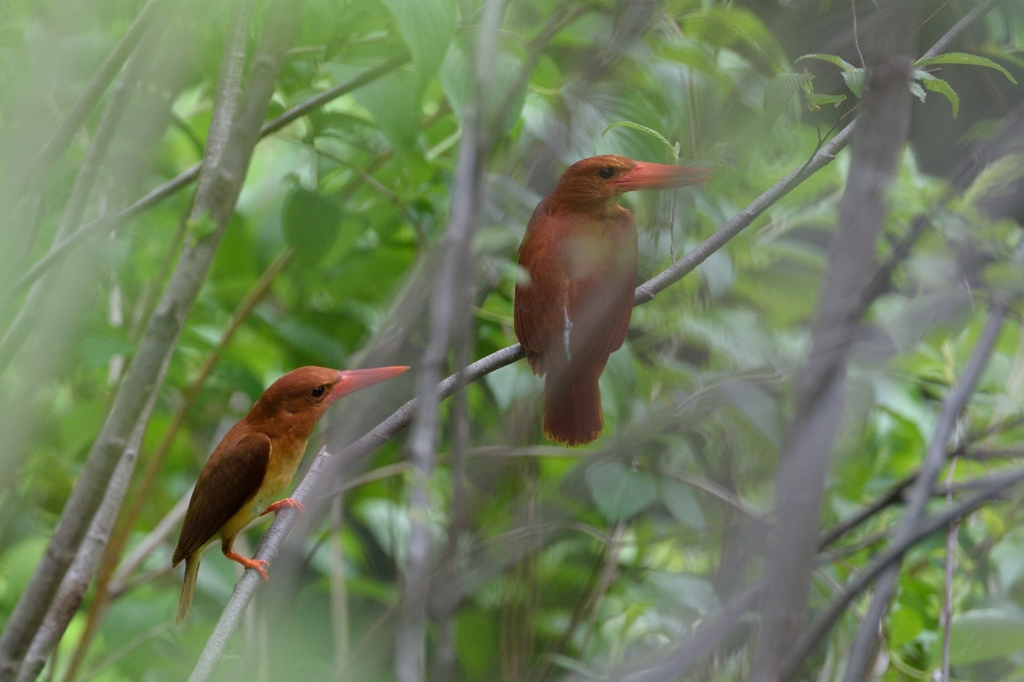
(255, 436), (308, 510)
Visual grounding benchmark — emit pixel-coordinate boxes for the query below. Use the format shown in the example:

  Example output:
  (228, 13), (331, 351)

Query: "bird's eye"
(311, 385), (326, 398)
(598, 167), (615, 179)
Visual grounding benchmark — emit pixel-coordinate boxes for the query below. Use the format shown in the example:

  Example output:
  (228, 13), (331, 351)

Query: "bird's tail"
(177, 555), (200, 624)
(543, 360), (604, 446)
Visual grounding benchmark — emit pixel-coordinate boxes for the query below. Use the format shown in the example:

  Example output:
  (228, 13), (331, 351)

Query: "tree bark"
(750, 3), (919, 680)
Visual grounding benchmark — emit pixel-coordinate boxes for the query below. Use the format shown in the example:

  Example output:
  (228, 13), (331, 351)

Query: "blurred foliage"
(2, 0), (1024, 681)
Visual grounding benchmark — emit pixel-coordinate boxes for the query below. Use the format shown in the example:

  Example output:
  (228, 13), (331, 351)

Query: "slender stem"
(15, 388), (160, 682)
(33, 0), (167, 175)
(940, 457), (958, 682)
(780, 465), (1024, 681)
(179, 5), (1001, 677)
(0, 18), (160, 377)
(61, 249), (292, 682)
(396, 2), (505, 679)
(0, 0), (261, 678)
(843, 292), (1011, 682)
(2, 55), (412, 303)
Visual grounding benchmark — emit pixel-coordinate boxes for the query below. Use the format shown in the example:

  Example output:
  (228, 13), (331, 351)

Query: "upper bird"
(514, 154), (710, 446)
(172, 364), (407, 623)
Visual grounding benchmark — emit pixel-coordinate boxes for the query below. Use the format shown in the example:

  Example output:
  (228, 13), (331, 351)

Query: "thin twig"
(0, 0), (269, 678)
(940, 456), (958, 682)
(844, 279), (1015, 682)
(0, 17), (161, 377)
(397, 2), (506, 679)
(179, 6), (998, 676)
(0, 16), (173, 679)
(781, 465), (1024, 681)
(2, 54), (412, 302)
(62, 248), (293, 682)
(33, 0), (168, 177)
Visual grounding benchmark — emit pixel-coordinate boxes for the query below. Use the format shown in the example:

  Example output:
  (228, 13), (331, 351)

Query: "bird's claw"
(246, 560), (270, 582)
(262, 497), (306, 516)
(224, 551), (270, 581)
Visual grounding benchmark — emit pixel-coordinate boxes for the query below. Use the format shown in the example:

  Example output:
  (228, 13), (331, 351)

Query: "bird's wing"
(514, 215), (567, 374)
(173, 431), (271, 564)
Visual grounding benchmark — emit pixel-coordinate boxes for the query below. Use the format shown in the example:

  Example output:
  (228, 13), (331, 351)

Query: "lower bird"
(514, 154), (710, 446)
(172, 364), (407, 623)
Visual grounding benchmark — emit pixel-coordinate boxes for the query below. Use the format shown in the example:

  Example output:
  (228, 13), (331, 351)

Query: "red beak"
(611, 162), (712, 192)
(328, 366), (409, 401)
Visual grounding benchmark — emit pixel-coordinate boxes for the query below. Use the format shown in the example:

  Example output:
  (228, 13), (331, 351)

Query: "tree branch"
(842, 282), (1014, 682)
(751, 3), (919, 680)
(2, 54), (411, 303)
(32, 0), (167, 176)
(0, 0), (262, 677)
(0, 17), (162, 377)
(179, 3), (999, 674)
(781, 464), (1024, 681)
(397, 3), (506, 679)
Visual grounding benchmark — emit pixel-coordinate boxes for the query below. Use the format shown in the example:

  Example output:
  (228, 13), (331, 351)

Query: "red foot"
(262, 497), (306, 516)
(224, 550), (269, 581)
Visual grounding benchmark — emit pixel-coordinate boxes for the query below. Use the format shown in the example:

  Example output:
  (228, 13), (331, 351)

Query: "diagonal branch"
(0, 0), (264, 678)
(396, 0), (506, 679)
(0, 17), (163, 377)
(841, 275), (1016, 682)
(179, 2), (999, 675)
(1, 53), (411, 304)
(33, 0), (168, 176)
(751, 3), (920, 680)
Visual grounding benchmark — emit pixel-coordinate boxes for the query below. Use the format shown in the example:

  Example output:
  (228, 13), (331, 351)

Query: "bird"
(514, 154), (710, 446)
(172, 364), (408, 623)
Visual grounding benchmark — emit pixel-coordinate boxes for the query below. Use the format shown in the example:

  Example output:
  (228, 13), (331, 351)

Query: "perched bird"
(172, 365), (408, 623)
(514, 155), (710, 446)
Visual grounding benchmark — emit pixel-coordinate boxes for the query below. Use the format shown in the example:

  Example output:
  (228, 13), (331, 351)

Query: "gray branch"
(750, 3), (919, 680)
(395, 0), (506, 679)
(33, 0), (168, 176)
(842, 283), (1014, 682)
(2, 53), (412, 303)
(0, 0), (263, 677)
(179, 3), (997, 673)
(780, 465), (1024, 681)
(0, 19), (161, 377)
(15, 391), (159, 682)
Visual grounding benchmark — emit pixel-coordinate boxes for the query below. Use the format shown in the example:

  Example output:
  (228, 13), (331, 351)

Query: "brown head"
(546, 154), (711, 216)
(245, 365), (408, 433)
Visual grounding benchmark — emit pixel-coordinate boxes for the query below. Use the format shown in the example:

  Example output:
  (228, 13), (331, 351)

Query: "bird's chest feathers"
(255, 435), (307, 508)
(560, 219), (634, 281)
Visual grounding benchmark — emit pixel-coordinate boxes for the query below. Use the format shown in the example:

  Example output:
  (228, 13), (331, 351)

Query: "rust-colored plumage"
(172, 364), (407, 623)
(514, 155), (710, 445)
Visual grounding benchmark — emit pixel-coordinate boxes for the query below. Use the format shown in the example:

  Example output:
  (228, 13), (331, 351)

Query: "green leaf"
(796, 53), (856, 72)
(949, 608), (1024, 664)
(762, 72), (813, 120)
(585, 459), (658, 521)
(355, 69), (422, 148)
(806, 92), (846, 108)
(602, 121), (675, 153)
(456, 609), (498, 675)
(842, 68), (866, 97)
(282, 187), (342, 264)
(889, 604), (924, 648)
(909, 80), (927, 104)
(381, 0), (456, 88)
(965, 152), (1024, 205)
(922, 77), (959, 118)
(659, 479), (706, 532)
(917, 52), (1017, 84)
